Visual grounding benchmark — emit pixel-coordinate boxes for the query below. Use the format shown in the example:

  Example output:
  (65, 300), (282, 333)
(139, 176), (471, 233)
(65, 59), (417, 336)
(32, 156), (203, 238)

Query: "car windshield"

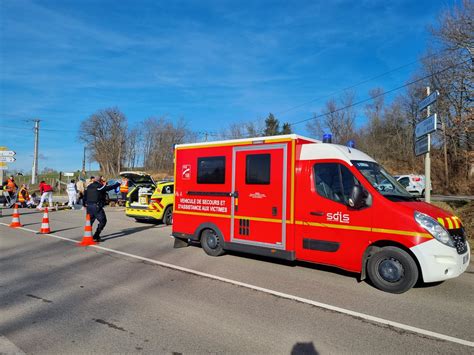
(352, 161), (416, 202)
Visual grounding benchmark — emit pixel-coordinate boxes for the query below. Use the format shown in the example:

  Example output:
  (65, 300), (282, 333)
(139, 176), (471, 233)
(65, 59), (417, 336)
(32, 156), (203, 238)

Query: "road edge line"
(2, 222), (473, 348)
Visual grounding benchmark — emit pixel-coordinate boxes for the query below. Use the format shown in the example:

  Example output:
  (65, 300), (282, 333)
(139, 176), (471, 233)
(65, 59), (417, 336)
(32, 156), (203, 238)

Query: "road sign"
(0, 151), (15, 157)
(415, 114), (437, 139)
(415, 136), (430, 156)
(418, 90), (439, 111)
(64, 172), (74, 177)
(0, 156), (16, 163)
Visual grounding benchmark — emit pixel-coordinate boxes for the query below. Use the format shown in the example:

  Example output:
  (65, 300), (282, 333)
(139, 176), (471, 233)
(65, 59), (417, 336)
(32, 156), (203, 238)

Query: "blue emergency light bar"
(322, 133), (332, 143)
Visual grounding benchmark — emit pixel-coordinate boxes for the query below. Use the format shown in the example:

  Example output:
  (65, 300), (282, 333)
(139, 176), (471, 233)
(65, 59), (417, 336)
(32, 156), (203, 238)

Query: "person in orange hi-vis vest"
(18, 184), (35, 208)
(3, 176), (18, 198)
(120, 177), (129, 202)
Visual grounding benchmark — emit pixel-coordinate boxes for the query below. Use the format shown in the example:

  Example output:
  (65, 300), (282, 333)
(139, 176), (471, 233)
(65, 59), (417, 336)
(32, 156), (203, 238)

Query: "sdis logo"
(327, 212), (350, 224)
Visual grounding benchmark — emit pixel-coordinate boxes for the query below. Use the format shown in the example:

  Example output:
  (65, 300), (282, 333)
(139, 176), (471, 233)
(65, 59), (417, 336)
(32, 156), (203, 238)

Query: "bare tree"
(432, 0), (474, 55)
(306, 91), (356, 144)
(141, 117), (194, 173)
(125, 127), (141, 169)
(425, 0), (474, 187)
(79, 107), (127, 176)
(219, 120), (264, 139)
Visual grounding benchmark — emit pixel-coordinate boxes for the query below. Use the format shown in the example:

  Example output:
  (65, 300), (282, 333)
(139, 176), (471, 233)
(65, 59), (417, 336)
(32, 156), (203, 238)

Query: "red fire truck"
(172, 134), (470, 293)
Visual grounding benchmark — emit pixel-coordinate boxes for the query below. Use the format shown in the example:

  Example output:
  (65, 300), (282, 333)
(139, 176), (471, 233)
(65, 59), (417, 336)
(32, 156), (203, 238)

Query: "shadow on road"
(291, 342), (318, 355)
(50, 226), (83, 233)
(101, 225), (161, 241)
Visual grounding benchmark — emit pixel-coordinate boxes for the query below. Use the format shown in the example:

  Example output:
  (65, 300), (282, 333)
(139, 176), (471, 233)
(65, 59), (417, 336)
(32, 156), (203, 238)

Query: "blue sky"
(0, 0), (454, 173)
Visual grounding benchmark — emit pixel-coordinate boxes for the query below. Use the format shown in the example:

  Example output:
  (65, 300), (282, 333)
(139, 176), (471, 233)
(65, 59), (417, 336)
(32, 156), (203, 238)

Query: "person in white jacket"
(67, 179), (77, 209)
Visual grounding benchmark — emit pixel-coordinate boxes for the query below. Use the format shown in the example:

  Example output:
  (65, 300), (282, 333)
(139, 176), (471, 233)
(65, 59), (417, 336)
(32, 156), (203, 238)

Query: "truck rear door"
(231, 144), (287, 249)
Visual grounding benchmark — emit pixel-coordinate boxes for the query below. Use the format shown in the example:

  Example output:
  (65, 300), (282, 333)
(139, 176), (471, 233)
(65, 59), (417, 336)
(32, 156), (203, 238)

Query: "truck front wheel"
(201, 229), (225, 257)
(367, 246), (418, 294)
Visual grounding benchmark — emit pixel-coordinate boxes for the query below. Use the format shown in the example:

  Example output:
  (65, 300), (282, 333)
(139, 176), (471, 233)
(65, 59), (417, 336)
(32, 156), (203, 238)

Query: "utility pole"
(31, 119), (40, 184)
(441, 116), (449, 187)
(82, 146), (86, 177)
(425, 87), (431, 203)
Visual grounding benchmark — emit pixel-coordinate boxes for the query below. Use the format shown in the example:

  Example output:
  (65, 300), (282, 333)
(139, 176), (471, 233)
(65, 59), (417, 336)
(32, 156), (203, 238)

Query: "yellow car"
(120, 171), (174, 225)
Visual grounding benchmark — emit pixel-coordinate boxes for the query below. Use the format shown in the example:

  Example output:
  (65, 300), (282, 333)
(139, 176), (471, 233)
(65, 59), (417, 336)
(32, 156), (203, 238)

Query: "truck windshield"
(352, 161), (416, 202)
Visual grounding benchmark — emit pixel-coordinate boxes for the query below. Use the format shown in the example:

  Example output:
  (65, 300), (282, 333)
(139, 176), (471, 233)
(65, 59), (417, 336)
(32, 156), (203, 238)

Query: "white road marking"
(0, 334), (26, 354)
(2, 222), (473, 348)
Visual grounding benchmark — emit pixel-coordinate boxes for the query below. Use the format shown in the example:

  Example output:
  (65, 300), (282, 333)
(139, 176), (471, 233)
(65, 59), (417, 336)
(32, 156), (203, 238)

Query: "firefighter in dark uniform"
(83, 176), (120, 242)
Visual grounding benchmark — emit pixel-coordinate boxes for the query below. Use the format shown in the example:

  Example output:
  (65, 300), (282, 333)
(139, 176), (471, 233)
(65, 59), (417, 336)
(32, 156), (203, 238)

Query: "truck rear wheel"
(367, 246), (418, 294)
(201, 229), (225, 257)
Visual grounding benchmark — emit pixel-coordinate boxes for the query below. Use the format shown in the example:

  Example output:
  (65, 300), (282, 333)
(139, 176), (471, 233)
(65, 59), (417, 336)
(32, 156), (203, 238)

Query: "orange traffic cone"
(38, 208), (51, 234)
(9, 204), (23, 228)
(79, 214), (97, 246)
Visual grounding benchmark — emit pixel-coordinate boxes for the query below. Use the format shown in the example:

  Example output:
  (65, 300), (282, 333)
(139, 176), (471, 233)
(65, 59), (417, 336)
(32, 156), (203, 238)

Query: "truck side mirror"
(348, 185), (365, 209)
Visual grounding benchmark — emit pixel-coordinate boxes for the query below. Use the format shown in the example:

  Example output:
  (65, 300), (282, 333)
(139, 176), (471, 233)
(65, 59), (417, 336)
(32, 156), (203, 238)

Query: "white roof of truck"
(175, 134), (376, 164)
(299, 143), (376, 164)
(175, 134), (318, 148)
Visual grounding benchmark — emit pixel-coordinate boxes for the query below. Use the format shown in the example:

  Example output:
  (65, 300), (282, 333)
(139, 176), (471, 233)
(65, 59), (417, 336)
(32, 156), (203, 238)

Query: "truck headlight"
(414, 211), (454, 247)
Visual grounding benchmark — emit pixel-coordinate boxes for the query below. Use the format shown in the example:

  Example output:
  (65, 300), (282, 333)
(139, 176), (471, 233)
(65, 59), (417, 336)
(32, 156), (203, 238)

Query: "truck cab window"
(352, 160), (414, 201)
(197, 156), (226, 184)
(314, 163), (362, 205)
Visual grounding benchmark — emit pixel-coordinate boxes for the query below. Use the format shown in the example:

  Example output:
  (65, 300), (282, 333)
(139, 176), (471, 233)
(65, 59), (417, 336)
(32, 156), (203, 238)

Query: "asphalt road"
(1, 207), (473, 354)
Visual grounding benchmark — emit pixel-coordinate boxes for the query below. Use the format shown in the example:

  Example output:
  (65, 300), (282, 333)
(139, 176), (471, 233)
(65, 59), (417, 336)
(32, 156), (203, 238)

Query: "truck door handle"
(310, 211), (325, 216)
(272, 207), (277, 216)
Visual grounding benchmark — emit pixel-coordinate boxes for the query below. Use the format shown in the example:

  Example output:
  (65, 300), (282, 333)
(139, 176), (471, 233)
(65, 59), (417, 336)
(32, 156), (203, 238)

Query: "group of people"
(3, 174), (126, 243)
(2, 175), (55, 209)
(64, 176), (106, 209)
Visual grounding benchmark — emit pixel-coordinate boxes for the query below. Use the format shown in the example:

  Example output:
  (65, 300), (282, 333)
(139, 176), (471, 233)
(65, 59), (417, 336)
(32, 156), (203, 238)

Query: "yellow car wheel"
(163, 205), (173, 225)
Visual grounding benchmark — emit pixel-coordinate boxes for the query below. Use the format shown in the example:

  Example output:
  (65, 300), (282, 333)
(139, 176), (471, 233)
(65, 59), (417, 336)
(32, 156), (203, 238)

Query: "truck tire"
(367, 246), (418, 294)
(201, 228), (225, 257)
(163, 206), (173, 225)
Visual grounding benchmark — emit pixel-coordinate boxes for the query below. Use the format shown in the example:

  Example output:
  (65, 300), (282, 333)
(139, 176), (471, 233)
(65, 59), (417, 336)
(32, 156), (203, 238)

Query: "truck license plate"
(463, 254), (469, 264)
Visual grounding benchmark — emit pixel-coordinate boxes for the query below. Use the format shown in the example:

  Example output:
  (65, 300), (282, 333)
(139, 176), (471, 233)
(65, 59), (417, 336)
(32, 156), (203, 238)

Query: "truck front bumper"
(410, 239), (470, 283)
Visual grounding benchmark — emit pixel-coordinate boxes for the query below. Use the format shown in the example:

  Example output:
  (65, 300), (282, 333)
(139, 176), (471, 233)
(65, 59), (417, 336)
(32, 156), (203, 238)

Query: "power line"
(290, 57), (471, 127)
(277, 48), (454, 116)
(0, 124), (76, 132)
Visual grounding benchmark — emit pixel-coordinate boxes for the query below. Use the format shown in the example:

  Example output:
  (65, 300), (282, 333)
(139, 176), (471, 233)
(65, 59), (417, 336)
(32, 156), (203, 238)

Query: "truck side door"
(295, 161), (372, 272)
(231, 144), (287, 249)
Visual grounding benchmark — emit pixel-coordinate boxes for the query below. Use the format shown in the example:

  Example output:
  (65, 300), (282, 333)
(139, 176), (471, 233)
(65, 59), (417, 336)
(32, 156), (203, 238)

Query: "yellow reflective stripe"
(290, 139), (295, 224)
(446, 217), (453, 230)
(295, 220), (322, 227)
(173, 148), (177, 211)
(296, 220), (370, 232)
(295, 221), (432, 239)
(237, 216), (282, 224)
(371, 228), (432, 239)
(452, 216), (460, 229)
(176, 140), (253, 150)
(175, 138), (292, 150)
(172, 213), (432, 239)
(264, 138), (292, 144)
(437, 218), (445, 227)
(174, 210), (231, 219)
(174, 211), (295, 224)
